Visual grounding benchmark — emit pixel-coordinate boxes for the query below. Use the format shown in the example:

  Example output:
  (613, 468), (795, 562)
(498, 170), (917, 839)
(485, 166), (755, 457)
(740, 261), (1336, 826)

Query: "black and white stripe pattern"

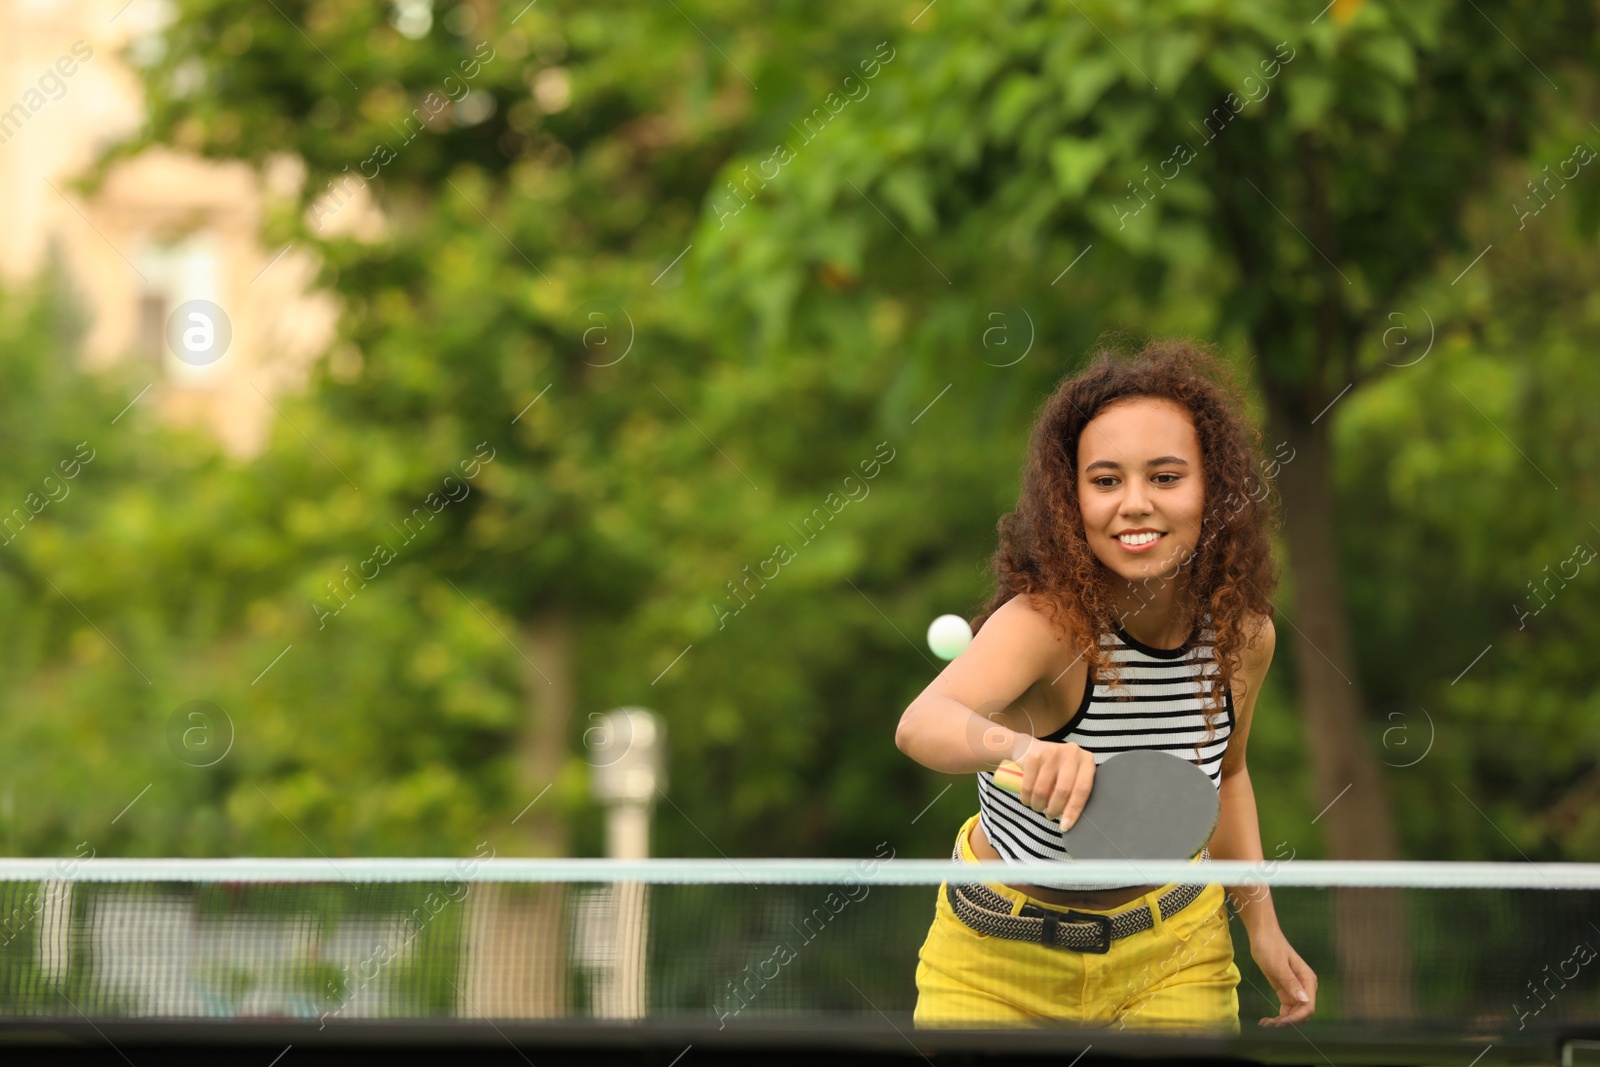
(975, 622), (1233, 890)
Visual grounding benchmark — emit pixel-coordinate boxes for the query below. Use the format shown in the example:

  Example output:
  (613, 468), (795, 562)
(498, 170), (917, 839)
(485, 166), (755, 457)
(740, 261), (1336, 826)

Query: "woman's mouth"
(1114, 530), (1166, 553)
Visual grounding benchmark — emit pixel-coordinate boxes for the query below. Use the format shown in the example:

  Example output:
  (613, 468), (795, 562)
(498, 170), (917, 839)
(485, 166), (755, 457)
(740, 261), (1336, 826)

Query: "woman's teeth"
(1117, 532), (1163, 546)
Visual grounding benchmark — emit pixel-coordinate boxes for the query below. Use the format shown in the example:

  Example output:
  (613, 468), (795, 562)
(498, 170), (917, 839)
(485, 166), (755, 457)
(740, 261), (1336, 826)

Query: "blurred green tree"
(93, 0), (935, 863)
(0, 269), (530, 858)
(688, 0), (1600, 1018)
(7, 0), (1587, 909)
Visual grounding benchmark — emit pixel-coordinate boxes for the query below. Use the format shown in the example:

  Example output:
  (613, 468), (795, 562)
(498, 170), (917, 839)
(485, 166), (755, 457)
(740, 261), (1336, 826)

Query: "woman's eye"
(1152, 473), (1180, 486)
(1093, 476), (1118, 488)
(1094, 476), (1184, 489)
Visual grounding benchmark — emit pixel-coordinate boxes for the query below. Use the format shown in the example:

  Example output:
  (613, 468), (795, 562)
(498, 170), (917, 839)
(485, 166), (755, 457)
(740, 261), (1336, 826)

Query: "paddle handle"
(992, 759), (1024, 794)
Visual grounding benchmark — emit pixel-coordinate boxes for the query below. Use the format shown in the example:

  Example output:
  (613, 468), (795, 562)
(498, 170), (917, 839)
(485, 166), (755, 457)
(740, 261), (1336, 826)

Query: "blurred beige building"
(0, 0), (337, 456)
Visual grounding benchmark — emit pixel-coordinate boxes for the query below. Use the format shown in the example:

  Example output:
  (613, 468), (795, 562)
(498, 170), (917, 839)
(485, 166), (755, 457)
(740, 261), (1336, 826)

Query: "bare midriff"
(967, 818), (1159, 910)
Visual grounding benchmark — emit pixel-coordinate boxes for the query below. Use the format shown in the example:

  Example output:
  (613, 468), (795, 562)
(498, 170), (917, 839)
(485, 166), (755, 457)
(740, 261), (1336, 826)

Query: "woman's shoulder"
(987, 592), (1088, 661)
(1242, 609), (1275, 644)
(1238, 610), (1276, 671)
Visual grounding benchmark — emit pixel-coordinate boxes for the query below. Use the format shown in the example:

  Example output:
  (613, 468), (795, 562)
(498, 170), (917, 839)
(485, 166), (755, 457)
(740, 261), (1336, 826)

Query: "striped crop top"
(975, 620), (1235, 890)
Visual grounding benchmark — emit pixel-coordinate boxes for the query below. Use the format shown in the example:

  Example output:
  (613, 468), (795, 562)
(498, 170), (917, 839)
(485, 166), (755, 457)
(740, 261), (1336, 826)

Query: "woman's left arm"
(1207, 615), (1319, 1027)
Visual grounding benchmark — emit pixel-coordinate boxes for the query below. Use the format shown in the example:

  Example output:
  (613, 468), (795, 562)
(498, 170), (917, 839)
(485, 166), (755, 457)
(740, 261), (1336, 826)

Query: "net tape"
(0, 859), (1596, 888)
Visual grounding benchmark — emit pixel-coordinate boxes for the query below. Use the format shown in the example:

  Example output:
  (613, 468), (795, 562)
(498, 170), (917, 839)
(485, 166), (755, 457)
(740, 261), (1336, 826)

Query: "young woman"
(896, 340), (1317, 1033)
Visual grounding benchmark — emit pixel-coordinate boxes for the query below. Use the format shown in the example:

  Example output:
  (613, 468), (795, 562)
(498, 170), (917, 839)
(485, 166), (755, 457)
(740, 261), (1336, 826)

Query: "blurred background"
(0, 0), (1597, 873)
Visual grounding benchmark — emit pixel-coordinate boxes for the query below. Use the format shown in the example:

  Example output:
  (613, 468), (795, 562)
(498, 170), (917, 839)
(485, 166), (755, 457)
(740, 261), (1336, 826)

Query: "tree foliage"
(0, 1), (1593, 867)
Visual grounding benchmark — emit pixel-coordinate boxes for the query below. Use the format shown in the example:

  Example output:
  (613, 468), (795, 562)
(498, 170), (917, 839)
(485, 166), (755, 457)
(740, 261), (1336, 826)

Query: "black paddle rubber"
(1060, 749), (1220, 860)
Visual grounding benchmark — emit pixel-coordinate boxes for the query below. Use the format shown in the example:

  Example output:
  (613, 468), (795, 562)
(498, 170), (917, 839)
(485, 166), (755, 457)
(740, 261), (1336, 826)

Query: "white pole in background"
(586, 707), (663, 1020)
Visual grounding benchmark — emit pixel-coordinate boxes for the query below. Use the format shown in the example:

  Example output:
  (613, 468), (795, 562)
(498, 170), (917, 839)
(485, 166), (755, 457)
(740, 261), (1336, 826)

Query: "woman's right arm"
(894, 596), (1096, 827)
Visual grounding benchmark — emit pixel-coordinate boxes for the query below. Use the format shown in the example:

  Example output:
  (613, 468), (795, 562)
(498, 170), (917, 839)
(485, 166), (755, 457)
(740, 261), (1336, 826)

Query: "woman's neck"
(1111, 580), (1194, 650)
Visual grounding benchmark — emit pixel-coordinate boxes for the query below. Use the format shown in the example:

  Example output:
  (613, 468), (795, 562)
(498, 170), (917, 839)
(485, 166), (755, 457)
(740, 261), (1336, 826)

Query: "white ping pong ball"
(927, 614), (973, 660)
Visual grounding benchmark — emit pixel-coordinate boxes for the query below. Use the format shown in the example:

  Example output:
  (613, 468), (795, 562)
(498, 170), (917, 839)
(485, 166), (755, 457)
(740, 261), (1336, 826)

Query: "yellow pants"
(913, 814), (1241, 1034)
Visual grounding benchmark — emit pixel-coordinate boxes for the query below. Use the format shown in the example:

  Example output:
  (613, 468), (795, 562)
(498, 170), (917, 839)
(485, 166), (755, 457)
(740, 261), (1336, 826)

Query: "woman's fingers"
(1018, 761), (1043, 811)
(1044, 764), (1076, 823)
(1016, 743), (1097, 828)
(1258, 946), (1318, 1026)
(1017, 758), (1043, 809)
(1030, 763), (1062, 816)
(1059, 752), (1095, 829)
(1261, 1003), (1314, 1026)
(1289, 952), (1318, 1008)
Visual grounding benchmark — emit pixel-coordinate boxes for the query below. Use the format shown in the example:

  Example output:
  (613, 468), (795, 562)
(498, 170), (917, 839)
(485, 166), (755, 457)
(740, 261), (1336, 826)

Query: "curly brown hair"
(973, 338), (1280, 736)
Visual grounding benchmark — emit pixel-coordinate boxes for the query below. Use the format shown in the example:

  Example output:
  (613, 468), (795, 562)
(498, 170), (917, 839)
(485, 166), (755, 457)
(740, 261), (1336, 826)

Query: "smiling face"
(1076, 397), (1206, 587)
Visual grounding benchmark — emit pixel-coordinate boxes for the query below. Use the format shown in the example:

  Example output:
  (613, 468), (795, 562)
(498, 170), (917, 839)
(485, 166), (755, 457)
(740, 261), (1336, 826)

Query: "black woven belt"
(944, 835), (1210, 953)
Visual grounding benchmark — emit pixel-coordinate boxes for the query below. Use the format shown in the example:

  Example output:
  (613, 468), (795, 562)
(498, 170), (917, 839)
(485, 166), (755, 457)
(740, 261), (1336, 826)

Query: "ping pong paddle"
(992, 749), (1220, 860)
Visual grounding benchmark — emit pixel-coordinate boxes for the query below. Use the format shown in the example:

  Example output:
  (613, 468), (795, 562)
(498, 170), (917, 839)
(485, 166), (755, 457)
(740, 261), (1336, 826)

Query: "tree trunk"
(514, 610), (576, 858)
(459, 882), (570, 1019)
(457, 609), (576, 1019)
(1266, 398), (1416, 1022)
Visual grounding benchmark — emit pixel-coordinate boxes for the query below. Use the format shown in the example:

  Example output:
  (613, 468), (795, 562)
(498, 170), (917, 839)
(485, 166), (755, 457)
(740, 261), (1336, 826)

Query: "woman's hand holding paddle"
(997, 741), (1096, 831)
